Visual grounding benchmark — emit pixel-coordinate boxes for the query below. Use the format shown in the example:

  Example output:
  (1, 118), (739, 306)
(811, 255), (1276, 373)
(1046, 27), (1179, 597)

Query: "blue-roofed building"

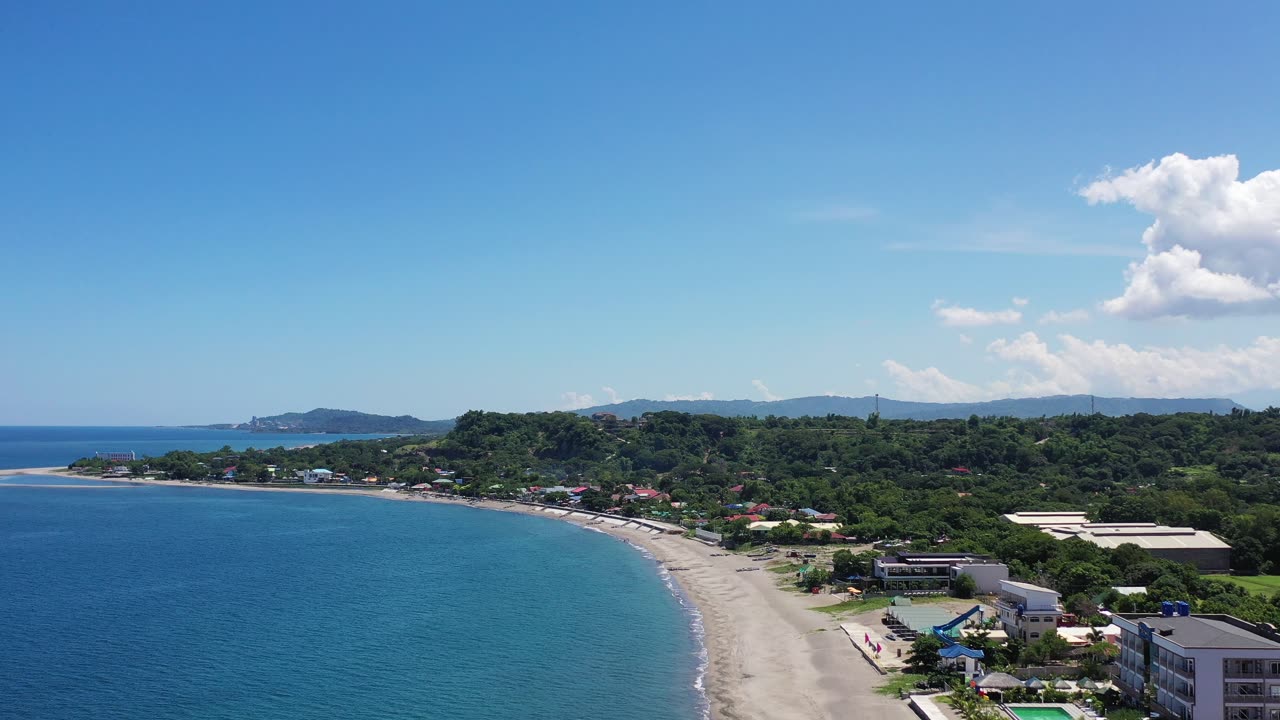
(797, 508), (821, 517)
(303, 468), (334, 484)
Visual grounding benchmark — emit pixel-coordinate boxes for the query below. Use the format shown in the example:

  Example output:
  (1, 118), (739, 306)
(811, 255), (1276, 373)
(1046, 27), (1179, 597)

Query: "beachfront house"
(303, 468), (334, 484)
(872, 552), (1009, 594)
(995, 580), (1063, 642)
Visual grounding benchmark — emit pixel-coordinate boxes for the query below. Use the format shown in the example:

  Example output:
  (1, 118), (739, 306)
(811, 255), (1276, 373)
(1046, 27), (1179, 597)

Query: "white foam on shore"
(588, 526), (710, 720)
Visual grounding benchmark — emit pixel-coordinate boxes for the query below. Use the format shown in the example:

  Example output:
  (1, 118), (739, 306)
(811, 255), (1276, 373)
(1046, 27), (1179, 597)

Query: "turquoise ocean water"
(0, 426), (392, 470)
(0, 475), (705, 720)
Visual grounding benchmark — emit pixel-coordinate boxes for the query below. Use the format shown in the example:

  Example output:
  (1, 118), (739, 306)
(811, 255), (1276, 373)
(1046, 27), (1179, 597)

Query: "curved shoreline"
(2, 468), (916, 720)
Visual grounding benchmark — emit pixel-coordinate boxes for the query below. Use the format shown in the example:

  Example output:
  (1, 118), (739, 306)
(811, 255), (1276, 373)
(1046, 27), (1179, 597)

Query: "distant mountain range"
(574, 394), (1245, 420)
(194, 408), (455, 435)
(194, 395), (1246, 435)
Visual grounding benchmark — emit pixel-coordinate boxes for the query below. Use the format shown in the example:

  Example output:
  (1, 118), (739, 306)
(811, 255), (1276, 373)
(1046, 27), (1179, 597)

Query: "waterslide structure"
(934, 605), (986, 661)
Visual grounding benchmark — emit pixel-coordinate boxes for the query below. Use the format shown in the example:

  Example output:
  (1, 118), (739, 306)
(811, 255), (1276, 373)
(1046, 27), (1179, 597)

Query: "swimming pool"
(1004, 706), (1076, 720)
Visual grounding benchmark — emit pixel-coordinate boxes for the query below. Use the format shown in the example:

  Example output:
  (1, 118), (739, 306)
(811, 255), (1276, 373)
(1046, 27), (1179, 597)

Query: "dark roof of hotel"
(1122, 615), (1280, 650)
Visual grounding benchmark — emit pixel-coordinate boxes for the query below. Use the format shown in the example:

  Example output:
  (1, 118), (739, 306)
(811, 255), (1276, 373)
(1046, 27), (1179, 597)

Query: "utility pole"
(1091, 395), (1095, 414)
(875, 393), (879, 414)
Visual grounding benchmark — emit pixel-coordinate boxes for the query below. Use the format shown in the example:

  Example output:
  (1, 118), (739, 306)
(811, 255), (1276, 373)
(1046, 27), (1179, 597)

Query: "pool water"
(1006, 707), (1075, 720)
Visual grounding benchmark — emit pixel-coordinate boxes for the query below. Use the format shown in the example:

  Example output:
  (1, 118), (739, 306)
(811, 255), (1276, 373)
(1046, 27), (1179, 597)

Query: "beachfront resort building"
(1003, 511), (1232, 573)
(872, 552), (1009, 594)
(303, 468), (334, 484)
(1113, 607), (1280, 720)
(995, 580), (1063, 642)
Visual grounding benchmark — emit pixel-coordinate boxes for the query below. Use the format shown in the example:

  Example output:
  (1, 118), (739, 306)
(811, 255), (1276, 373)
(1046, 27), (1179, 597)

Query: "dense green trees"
(75, 407), (1280, 622)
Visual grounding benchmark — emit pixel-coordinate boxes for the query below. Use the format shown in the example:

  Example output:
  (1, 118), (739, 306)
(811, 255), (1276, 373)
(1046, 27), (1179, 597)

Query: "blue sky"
(4, 2), (1280, 424)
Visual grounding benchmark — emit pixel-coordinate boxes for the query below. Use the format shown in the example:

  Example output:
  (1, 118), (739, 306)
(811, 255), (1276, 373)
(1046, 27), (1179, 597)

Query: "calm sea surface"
(0, 476), (705, 720)
(0, 426), (392, 469)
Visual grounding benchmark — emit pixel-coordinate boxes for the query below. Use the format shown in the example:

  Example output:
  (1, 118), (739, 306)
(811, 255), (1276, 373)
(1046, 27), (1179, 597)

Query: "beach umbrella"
(1054, 679), (1074, 690)
(1078, 678), (1098, 690)
(1025, 677), (1045, 690)
(974, 672), (1023, 690)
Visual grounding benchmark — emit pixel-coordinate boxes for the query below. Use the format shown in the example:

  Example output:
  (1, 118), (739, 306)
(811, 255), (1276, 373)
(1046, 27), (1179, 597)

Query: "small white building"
(996, 580), (1063, 642)
(303, 468), (334, 484)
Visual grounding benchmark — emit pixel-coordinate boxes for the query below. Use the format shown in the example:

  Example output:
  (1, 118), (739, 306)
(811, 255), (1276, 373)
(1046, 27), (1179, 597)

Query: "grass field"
(875, 672), (926, 696)
(1211, 575), (1280, 595)
(810, 594), (950, 617)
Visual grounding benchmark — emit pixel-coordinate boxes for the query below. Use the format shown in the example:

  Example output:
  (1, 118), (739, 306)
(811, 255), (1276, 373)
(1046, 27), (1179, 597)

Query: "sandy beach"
(3, 467), (916, 720)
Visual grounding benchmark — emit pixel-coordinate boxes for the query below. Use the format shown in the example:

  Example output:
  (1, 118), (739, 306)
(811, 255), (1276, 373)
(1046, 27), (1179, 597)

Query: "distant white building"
(1003, 511), (1232, 573)
(303, 468), (334, 484)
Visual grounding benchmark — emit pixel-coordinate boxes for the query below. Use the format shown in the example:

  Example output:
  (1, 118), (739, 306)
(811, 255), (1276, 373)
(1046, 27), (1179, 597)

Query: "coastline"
(2, 468), (915, 720)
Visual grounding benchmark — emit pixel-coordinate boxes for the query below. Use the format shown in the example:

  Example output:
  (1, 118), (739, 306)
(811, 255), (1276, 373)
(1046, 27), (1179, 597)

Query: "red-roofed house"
(570, 486), (590, 495)
(633, 488), (662, 498)
(813, 513), (838, 522)
(950, 467), (971, 474)
(729, 484), (744, 493)
(748, 503), (771, 514)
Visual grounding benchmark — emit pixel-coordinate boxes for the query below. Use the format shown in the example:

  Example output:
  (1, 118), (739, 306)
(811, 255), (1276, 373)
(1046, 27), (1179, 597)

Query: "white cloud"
(751, 379), (780, 401)
(1038, 309), (1091, 325)
(560, 392), (596, 410)
(883, 333), (1280, 402)
(932, 300), (1023, 327)
(988, 332), (1280, 398)
(601, 386), (621, 404)
(882, 360), (988, 403)
(794, 204), (878, 222)
(1012, 297), (1030, 307)
(663, 391), (714, 401)
(885, 229), (1138, 258)
(1080, 153), (1280, 318)
(958, 334), (974, 345)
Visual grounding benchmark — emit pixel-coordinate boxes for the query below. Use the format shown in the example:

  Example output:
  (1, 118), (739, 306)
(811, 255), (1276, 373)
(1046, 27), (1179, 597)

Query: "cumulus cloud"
(882, 360), (988, 403)
(1038, 309), (1090, 325)
(959, 334), (974, 345)
(1080, 153), (1280, 318)
(883, 333), (1280, 402)
(752, 379), (780, 401)
(664, 391), (714, 401)
(602, 386), (621, 404)
(990, 332), (1280, 397)
(561, 392), (595, 410)
(1012, 297), (1030, 307)
(932, 300), (1023, 327)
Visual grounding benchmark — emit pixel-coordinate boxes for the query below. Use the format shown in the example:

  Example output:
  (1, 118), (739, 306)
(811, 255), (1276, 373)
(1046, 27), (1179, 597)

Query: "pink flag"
(864, 633), (870, 644)
(876, 643), (882, 654)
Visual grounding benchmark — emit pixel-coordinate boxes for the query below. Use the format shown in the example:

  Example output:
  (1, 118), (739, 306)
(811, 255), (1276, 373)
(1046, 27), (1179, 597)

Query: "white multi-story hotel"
(1113, 606), (1280, 720)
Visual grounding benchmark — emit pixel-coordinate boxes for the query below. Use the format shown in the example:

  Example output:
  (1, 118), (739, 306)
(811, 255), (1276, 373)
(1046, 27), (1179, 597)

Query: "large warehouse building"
(1003, 511), (1232, 573)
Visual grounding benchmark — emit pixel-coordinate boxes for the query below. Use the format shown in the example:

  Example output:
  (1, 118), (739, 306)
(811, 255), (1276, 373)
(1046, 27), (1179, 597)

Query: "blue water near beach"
(0, 426), (391, 469)
(0, 476), (705, 720)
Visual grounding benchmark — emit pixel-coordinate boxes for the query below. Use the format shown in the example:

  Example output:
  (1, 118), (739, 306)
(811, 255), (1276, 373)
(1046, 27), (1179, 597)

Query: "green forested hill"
(198, 408), (455, 434)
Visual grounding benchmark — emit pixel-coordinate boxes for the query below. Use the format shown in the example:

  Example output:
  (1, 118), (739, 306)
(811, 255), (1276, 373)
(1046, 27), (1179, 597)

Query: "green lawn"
(875, 672), (926, 696)
(1170, 465), (1223, 482)
(1211, 575), (1280, 595)
(811, 594), (950, 617)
